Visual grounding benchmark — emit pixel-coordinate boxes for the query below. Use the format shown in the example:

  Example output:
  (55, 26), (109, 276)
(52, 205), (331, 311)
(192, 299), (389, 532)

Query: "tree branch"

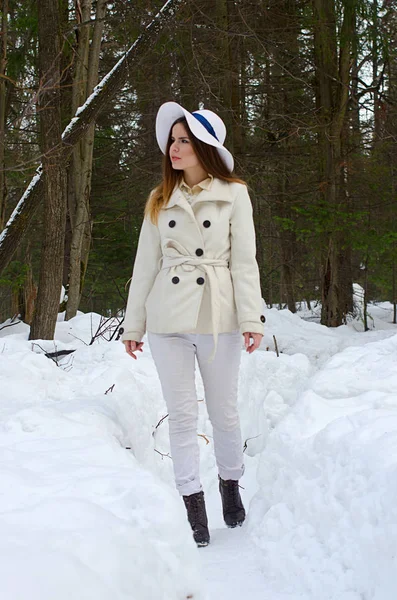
(0, 0), (184, 275)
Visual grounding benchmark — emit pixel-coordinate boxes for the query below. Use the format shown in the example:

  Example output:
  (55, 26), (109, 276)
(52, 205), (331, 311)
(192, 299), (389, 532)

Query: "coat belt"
(160, 246), (229, 361)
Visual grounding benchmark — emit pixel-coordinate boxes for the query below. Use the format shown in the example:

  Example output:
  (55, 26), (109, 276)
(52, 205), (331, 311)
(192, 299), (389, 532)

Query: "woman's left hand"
(243, 332), (263, 354)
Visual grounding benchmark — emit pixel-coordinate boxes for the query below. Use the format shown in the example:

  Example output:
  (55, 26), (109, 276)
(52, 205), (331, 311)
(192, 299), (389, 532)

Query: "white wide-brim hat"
(155, 101), (234, 172)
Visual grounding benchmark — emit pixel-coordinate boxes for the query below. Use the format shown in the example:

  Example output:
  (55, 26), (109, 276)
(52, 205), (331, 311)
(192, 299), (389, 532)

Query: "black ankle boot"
(219, 476), (246, 528)
(183, 491), (210, 547)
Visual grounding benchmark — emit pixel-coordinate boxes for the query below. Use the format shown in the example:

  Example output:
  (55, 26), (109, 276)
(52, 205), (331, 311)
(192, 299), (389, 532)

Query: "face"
(168, 122), (201, 171)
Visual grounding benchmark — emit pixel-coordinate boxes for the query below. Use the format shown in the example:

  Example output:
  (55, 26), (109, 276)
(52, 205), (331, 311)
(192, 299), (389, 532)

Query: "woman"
(121, 101), (265, 547)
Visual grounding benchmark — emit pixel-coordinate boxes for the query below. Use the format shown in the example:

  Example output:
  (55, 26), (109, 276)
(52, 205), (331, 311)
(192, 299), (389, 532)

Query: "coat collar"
(180, 174), (213, 194)
(164, 177), (233, 209)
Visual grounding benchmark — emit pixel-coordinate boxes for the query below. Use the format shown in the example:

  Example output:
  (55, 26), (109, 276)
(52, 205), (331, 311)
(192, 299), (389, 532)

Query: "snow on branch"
(0, 0), (184, 274)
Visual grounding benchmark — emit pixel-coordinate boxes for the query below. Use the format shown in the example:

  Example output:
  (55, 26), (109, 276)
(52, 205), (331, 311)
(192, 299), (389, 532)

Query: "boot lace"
(185, 493), (205, 526)
(222, 479), (242, 510)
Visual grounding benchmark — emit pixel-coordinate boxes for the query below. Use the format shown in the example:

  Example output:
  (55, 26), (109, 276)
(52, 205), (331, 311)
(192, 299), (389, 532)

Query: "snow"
(62, 115), (81, 139)
(0, 167), (42, 249)
(1, 300), (397, 599)
(249, 336), (397, 599)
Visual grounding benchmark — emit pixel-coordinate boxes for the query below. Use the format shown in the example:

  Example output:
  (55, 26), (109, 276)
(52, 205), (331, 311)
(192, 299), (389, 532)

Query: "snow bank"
(248, 333), (397, 600)
(0, 315), (203, 600)
(262, 299), (396, 366)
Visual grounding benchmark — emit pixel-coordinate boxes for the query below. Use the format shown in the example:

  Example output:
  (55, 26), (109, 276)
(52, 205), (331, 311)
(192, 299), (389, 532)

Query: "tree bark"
(393, 248), (396, 324)
(11, 244), (37, 324)
(372, 0), (381, 147)
(66, 0), (107, 320)
(313, 0), (356, 326)
(269, 0), (301, 313)
(0, 0), (184, 276)
(29, 0), (66, 340)
(0, 0), (8, 230)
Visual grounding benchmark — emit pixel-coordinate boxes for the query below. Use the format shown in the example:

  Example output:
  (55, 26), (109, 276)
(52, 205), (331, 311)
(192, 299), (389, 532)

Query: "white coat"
(121, 177), (265, 351)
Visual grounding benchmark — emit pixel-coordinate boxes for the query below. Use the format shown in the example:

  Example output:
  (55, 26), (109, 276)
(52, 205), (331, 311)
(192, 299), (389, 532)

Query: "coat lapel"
(164, 188), (204, 244)
(165, 188), (190, 210)
(192, 179), (233, 205)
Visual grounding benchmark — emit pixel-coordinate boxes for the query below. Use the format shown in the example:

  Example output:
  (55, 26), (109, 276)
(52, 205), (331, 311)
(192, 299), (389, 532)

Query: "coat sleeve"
(229, 184), (265, 336)
(121, 216), (162, 343)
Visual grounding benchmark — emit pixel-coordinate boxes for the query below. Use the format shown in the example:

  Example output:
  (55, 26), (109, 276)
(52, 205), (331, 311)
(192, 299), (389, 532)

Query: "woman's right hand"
(123, 340), (144, 359)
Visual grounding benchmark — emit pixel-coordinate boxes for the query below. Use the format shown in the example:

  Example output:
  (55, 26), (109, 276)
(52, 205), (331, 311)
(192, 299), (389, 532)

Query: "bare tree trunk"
(0, 0), (184, 276)
(0, 0), (8, 230)
(391, 167), (397, 325)
(350, 9), (360, 140)
(66, 0), (107, 319)
(384, 6), (397, 323)
(393, 248), (396, 324)
(23, 248), (37, 324)
(29, 0), (66, 340)
(372, 0), (381, 146)
(313, 0), (356, 326)
(269, 0), (301, 313)
(393, 170), (397, 325)
(10, 244), (37, 323)
(278, 158), (296, 313)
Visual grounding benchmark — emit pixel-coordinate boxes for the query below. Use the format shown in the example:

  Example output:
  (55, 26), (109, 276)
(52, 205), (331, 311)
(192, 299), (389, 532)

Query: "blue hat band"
(192, 112), (219, 142)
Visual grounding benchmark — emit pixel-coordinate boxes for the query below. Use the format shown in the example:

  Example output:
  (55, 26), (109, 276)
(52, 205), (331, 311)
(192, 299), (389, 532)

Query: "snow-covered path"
(200, 458), (271, 600)
(1, 302), (397, 600)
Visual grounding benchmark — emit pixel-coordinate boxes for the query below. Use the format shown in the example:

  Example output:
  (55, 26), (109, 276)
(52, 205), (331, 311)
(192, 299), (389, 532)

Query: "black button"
(172, 276), (180, 284)
(195, 248), (204, 257)
(196, 277), (205, 285)
(169, 220), (176, 228)
(260, 315), (266, 323)
(203, 220), (211, 228)
(119, 327), (124, 335)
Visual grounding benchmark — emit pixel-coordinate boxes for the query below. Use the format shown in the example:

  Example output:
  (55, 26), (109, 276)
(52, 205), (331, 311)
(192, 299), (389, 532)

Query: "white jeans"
(148, 330), (245, 496)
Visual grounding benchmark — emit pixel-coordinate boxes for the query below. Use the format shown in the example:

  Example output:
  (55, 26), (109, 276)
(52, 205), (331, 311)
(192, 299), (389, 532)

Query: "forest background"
(0, 0), (396, 341)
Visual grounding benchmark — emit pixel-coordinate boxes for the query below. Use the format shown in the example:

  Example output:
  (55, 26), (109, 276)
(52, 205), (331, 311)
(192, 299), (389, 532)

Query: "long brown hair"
(144, 116), (245, 224)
